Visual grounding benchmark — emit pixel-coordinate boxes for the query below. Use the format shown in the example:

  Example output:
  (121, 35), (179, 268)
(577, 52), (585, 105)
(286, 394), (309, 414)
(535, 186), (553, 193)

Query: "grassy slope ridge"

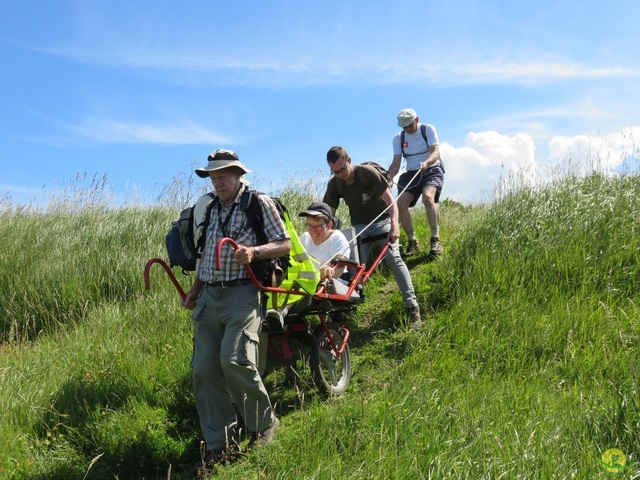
(0, 172), (638, 479)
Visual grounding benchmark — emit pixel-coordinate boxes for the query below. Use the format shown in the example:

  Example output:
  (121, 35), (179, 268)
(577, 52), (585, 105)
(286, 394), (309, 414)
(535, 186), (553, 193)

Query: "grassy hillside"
(0, 171), (638, 479)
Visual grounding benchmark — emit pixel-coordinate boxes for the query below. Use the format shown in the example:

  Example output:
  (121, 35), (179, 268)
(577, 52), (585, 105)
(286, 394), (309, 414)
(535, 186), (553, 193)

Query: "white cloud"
(440, 127), (640, 204)
(441, 131), (538, 203)
(23, 0), (640, 92)
(455, 62), (637, 84)
(66, 118), (230, 145)
(475, 100), (610, 137)
(39, 42), (640, 88)
(548, 126), (640, 173)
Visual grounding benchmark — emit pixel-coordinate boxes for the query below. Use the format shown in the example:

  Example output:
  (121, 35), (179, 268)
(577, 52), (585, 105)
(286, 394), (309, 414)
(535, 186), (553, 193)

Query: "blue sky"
(1, 0), (639, 207)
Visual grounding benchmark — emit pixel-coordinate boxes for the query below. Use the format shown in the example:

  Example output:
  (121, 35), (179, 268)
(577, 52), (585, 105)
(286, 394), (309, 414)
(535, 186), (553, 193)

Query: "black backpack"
(200, 190), (291, 287)
(165, 192), (214, 274)
(400, 124), (445, 173)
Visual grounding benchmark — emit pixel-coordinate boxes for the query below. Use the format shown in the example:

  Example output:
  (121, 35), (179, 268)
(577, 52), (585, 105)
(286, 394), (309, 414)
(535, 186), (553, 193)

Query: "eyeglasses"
(307, 223), (328, 232)
(330, 161), (348, 176)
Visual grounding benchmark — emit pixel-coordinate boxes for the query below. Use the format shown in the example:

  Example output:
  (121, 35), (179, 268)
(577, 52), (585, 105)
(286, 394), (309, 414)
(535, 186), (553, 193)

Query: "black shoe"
(403, 238), (420, 257)
(194, 444), (241, 475)
(264, 310), (285, 332)
(406, 307), (423, 331)
(249, 416), (280, 448)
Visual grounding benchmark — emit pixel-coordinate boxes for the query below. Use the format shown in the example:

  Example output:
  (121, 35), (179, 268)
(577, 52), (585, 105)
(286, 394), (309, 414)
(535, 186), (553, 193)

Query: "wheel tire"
(310, 322), (351, 396)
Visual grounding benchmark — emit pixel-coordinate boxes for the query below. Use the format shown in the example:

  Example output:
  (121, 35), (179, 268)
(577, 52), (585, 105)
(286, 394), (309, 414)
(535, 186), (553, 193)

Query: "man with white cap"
(181, 148), (290, 473)
(389, 108), (445, 257)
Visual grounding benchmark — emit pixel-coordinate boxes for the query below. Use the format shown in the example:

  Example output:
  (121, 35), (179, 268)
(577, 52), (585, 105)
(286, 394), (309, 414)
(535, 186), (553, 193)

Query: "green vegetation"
(0, 167), (639, 479)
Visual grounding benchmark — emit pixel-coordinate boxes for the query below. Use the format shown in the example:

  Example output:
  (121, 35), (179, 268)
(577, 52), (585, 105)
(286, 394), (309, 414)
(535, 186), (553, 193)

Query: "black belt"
(206, 278), (254, 288)
(361, 232), (389, 244)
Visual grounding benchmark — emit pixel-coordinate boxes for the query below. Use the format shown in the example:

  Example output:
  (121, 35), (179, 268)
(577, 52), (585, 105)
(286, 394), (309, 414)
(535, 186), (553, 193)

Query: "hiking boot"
(193, 443), (241, 475)
(429, 236), (444, 256)
(406, 307), (423, 331)
(403, 238), (420, 257)
(249, 416), (280, 448)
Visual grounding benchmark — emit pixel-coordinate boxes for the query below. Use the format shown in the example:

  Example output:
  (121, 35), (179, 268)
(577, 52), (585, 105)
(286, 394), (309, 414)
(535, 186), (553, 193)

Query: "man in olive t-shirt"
(323, 145), (422, 330)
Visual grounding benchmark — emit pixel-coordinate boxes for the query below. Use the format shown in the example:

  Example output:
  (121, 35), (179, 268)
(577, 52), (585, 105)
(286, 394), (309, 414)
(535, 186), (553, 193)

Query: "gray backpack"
(165, 193), (214, 273)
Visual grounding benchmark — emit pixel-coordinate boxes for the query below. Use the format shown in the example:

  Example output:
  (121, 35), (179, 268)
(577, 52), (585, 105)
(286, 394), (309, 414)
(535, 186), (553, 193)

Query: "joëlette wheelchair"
(144, 230), (390, 396)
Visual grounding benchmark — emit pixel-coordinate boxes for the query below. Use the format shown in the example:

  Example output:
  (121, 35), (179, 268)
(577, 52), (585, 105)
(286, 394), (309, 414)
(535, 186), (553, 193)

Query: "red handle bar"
(144, 238), (389, 303)
(215, 237), (263, 285)
(144, 258), (186, 301)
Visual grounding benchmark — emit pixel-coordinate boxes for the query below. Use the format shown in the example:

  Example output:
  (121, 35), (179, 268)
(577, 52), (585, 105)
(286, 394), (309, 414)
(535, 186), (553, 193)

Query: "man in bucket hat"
(190, 149), (250, 273)
(389, 108), (445, 257)
(182, 148), (290, 474)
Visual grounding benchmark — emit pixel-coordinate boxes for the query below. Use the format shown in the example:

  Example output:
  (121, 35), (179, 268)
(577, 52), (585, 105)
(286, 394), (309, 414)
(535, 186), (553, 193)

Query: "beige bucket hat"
(195, 149), (252, 178)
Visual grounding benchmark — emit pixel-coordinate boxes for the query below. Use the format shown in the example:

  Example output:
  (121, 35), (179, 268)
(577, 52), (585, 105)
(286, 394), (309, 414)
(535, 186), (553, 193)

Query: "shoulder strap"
(202, 192), (215, 219)
(198, 192), (216, 234)
(203, 193), (217, 227)
(400, 130), (405, 157)
(197, 193), (218, 254)
(419, 124), (444, 172)
(420, 124), (429, 148)
(192, 192), (215, 232)
(242, 190), (269, 246)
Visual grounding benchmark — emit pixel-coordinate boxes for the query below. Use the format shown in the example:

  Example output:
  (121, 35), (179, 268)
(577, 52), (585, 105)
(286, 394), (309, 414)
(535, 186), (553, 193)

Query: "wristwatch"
(254, 247), (262, 259)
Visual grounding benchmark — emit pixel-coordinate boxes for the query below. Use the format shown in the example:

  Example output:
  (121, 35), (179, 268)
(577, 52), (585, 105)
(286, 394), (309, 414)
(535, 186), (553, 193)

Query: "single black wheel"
(310, 322), (351, 395)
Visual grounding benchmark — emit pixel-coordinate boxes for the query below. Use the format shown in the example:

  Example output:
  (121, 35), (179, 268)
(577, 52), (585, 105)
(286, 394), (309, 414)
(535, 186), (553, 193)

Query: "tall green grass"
(0, 164), (638, 479)
(445, 172), (640, 305)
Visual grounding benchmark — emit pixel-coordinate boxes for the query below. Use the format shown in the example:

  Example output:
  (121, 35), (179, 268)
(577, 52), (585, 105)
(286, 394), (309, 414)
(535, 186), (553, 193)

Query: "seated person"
(298, 201), (351, 286)
(263, 202), (351, 330)
(259, 202), (353, 375)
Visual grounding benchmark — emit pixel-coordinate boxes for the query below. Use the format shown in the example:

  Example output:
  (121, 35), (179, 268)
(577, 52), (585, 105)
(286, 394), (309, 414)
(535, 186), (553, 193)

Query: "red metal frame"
(214, 237), (389, 303)
(144, 237), (390, 364)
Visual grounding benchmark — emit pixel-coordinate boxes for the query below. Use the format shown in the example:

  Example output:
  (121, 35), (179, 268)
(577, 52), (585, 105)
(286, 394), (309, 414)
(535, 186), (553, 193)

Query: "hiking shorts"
(397, 166), (444, 208)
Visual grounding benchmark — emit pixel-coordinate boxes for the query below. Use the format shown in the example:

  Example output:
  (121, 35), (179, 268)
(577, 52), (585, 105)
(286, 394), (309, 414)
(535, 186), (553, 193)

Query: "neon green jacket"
(267, 211), (320, 310)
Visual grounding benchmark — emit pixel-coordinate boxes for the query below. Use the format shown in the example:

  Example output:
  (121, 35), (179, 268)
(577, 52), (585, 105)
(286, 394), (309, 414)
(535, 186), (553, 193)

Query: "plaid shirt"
(199, 186), (289, 283)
